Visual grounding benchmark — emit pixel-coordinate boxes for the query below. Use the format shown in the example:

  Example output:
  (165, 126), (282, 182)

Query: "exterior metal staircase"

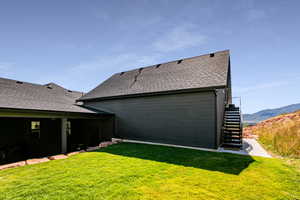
(222, 104), (243, 149)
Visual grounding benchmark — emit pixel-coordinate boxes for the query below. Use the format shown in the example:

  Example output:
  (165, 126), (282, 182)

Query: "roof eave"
(77, 85), (227, 102)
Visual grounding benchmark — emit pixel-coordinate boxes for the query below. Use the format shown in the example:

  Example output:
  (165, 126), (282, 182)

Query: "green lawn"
(0, 143), (299, 200)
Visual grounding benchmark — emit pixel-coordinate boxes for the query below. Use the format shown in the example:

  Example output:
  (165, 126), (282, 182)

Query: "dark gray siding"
(84, 91), (217, 149)
(215, 89), (226, 147)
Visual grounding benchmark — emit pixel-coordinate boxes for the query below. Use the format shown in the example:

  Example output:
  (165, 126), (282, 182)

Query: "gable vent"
(120, 72), (125, 76)
(16, 81), (23, 84)
(67, 90), (72, 93)
(210, 53), (214, 57)
(46, 86), (52, 89)
(177, 59), (183, 64)
(156, 64), (161, 68)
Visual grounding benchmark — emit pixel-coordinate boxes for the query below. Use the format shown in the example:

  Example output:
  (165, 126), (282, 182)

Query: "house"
(78, 50), (238, 149)
(0, 78), (114, 164)
(0, 50), (242, 164)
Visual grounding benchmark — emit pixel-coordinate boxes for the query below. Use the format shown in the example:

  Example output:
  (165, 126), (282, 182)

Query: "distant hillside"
(243, 103), (300, 123)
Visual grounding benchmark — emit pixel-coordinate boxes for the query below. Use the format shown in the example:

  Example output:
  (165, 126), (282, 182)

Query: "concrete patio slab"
(219, 139), (272, 158)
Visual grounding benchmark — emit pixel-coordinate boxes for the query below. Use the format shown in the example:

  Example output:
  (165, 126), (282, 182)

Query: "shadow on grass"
(97, 142), (256, 175)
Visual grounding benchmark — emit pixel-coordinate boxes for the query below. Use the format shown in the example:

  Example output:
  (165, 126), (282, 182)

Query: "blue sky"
(0, 0), (299, 114)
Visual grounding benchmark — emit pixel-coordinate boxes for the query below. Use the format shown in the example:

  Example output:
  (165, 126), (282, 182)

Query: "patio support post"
(61, 118), (67, 154)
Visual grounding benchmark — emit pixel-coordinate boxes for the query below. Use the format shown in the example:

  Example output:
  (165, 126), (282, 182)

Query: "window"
(67, 121), (71, 136)
(31, 121), (40, 139)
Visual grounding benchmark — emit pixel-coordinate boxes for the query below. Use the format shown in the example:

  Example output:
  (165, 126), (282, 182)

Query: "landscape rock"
(48, 154), (68, 160)
(0, 161), (26, 170)
(86, 146), (100, 152)
(26, 158), (50, 165)
(67, 151), (81, 156)
(99, 141), (115, 148)
(112, 138), (123, 144)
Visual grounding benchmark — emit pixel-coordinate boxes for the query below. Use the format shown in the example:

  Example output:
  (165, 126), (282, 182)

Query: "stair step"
(223, 137), (242, 141)
(225, 114), (240, 117)
(222, 143), (243, 148)
(224, 120), (240, 124)
(223, 135), (242, 141)
(224, 130), (240, 133)
(224, 127), (240, 130)
(223, 140), (242, 144)
(224, 134), (241, 138)
(224, 132), (241, 136)
(225, 128), (240, 131)
(225, 115), (240, 117)
(222, 141), (243, 145)
(224, 128), (240, 131)
(225, 120), (241, 123)
(225, 110), (240, 112)
(224, 124), (240, 127)
(225, 119), (240, 122)
(226, 111), (240, 113)
(224, 124), (240, 126)
(224, 117), (241, 121)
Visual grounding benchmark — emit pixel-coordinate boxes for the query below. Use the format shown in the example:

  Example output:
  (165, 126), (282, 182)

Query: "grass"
(252, 110), (300, 158)
(0, 142), (299, 200)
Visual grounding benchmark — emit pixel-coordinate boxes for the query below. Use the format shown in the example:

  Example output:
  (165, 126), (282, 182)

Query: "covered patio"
(0, 108), (114, 164)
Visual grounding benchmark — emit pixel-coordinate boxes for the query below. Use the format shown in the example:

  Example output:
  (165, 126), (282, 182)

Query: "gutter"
(0, 107), (113, 117)
(77, 85), (227, 102)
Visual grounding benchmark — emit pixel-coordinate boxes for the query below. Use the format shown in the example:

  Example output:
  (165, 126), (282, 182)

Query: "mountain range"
(243, 103), (300, 123)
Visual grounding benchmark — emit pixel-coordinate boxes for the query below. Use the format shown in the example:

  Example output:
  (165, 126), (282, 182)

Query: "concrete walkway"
(219, 138), (272, 158)
(123, 138), (272, 158)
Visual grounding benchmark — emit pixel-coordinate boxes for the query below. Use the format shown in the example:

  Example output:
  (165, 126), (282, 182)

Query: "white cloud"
(235, 81), (292, 94)
(246, 9), (266, 21)
(0, 62), (15, 76)
(71, 53), (161, 73)
(153, 24), (207, 52)
(0, 62), (14, 70)
(43, 53), (162, 92)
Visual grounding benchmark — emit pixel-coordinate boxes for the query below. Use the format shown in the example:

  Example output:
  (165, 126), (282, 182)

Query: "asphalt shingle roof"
(0, 78), (98, 114)
(79, 50), (230, 101)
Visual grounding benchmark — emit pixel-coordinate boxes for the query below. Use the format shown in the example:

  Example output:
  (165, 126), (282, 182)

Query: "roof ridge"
(116, 49), (229, 74)
(0, 77), (83, 94)
(0, 77), (46, 87)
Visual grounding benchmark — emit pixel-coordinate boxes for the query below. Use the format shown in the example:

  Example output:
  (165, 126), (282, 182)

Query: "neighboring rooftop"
(0, 77), (98, 114)
(79, 50), (230, 101)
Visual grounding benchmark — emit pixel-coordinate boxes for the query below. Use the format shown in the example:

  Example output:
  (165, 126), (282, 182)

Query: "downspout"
(213, 90), (218, 149)
(214, 89), (226, 148)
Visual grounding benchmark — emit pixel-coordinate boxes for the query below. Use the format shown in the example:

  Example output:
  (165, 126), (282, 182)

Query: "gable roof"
(0, 78), (99, 114)
(79, 50), (230, 101)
